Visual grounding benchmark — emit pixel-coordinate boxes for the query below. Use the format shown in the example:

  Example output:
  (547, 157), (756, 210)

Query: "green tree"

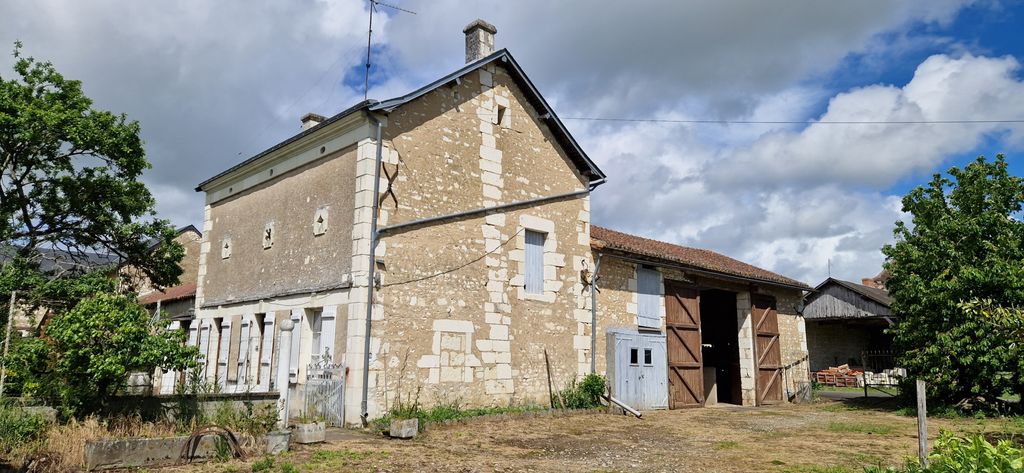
(882, 155), (1024, 405)
(14, 292), (198, 416)
(0, 42), (182, 288)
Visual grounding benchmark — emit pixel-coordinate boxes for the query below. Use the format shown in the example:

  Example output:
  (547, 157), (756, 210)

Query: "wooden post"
(544, 349), (555, 408)
(916, 379), (928, 467)
(0, 291), (15, 398)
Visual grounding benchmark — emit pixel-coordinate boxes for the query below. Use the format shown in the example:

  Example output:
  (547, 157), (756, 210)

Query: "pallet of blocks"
(814, 364), (864, 387)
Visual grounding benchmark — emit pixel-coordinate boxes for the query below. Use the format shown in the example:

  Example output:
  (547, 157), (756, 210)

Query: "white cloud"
(3, 0), (1012, 286)
(710, 54), (1024, 189)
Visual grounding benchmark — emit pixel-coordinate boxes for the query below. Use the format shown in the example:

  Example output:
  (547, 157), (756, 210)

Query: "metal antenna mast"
(364, 0), (416, 100)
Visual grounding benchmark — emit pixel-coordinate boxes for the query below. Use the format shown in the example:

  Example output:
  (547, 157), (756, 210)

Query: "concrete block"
(293, 422), (326, 444)
(390, 418), (419, 439)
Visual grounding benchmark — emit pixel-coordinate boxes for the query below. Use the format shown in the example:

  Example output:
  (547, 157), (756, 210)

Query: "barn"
(590, 226), (812, 408)
(804, 277), (895, 373)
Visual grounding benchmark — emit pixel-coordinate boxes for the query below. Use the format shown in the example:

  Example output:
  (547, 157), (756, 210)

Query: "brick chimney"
(300, 112), (326, 130)
(463, 19), (497, 63)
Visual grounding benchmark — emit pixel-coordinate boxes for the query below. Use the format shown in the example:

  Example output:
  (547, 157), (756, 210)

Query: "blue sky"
(1, 0), (1022, 284)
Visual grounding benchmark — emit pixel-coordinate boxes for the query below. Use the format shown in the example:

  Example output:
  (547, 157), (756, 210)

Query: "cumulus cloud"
(2, 0), (1012, 285)
(709, 53), (1024, 189)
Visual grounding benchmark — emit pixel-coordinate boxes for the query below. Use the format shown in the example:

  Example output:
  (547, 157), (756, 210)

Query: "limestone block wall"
(762, 287), (810, 400)
(361, 63), (594, 413)
(806, 321), (876, 371)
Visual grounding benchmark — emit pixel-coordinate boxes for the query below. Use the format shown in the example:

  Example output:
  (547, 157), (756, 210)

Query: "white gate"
(606, 329), (668, 410)
(303, 362), (346, 426)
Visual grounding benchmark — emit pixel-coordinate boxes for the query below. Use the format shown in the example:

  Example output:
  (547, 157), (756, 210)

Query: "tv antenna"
(365, 0), (416, 100)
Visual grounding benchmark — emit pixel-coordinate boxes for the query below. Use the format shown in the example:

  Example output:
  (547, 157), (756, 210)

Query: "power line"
(560, 117), (1024, 125)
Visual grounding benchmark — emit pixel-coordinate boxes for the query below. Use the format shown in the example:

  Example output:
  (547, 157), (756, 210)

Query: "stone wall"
(363, 64), (593, 415)
(806, 321), (878, 371)
(199, 145), (358, 306)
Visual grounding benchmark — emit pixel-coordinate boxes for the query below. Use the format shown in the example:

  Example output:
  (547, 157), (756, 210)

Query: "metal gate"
(303, 363), (346, 426)
(607, 329), (668, 410)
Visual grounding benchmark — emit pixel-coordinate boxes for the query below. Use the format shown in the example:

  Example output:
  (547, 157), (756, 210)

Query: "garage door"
(665, 281), (703, 408)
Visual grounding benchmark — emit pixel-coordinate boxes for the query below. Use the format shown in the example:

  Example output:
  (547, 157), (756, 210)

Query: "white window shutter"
(319, 305), (337, 365)
(289, 309), (302, 384)
(259, 316), (275, 392)
(236, 316), (251, 387)
(217, 319), (231, 387)
(637, 268), (661, 329)
(198, 321), (211, 379)
(160, 321), (181, 394)
(524, 230), (545, 294)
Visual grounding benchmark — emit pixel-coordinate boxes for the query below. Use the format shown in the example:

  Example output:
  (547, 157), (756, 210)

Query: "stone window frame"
(510, 215), (565, 303)
(262, 222), (275, 250)
(312, 206), (329, 236)
(220, 237), (232, 259)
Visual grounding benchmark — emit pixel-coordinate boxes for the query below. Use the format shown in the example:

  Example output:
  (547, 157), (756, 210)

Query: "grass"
(780, 465), (857, 473)
(713, 440), (741, 450)
(376, 398), (547, 431)
(302, 449), (389, 470)
(826, 421), (897, 436)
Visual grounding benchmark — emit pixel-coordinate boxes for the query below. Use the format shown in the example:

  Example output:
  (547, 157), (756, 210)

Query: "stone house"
(136, 225), (203, 394)
(590, 226), (811, 408)
(190, 20), (811, 425)
(193, 20), (605, 425)
(804, 277), (894, 372)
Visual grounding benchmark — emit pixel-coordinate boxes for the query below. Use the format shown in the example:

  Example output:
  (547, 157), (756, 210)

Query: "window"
(309, 309), (323, 365)
(637, 266), (661, 328)
(524, 230), (545, 294)
(313, 207), (329, 236)
(262, 223), (275, 249)
(496, 105), (507, 127)
(629, 348), (639, 365)
(220, 238), (231, 259)
(644, 348), (653, 366)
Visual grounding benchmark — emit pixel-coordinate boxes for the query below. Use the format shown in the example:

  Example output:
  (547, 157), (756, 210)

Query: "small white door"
(611, 331), (668, 410)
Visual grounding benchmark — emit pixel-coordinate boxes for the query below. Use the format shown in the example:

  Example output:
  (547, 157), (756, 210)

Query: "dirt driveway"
(178, 400), (1023, 473)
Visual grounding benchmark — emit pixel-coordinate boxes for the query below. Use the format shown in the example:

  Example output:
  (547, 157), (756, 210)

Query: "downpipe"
(360, 115), (384, 426)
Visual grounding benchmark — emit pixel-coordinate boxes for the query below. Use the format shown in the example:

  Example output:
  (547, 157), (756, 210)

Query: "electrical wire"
(560, 117), (1024, 125)
(380, 228), (524, 288)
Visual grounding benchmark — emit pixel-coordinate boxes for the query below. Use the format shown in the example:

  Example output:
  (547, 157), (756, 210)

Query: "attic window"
(496, 105), (507, 127)
(221, 238), (232, 259)
(263, 223), (275, 249)
(313, 207), (329, 236)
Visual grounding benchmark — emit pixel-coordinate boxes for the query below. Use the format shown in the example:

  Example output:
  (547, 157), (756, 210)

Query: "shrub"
(865, 431), (1023, 472)
(555, 373), (606, 409)
(0, 406), (47, 455)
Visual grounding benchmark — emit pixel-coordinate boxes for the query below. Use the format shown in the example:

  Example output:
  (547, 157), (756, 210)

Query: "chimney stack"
(300, 112), (326, 130)
(463, 19), (497, 63)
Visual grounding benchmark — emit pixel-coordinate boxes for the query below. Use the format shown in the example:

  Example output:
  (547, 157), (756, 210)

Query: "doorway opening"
(700, 289), (742, 405)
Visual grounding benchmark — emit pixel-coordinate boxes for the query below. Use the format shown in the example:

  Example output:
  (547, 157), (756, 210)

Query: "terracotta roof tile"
(591, 226), (809, 289)
(138, 282), (197, 305)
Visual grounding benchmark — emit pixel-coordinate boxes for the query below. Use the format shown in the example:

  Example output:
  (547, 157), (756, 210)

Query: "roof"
(196, 100), (375, 191)
(816, 278), (893, 307)
(0, 246), (119, 275)
(197, 49), (606, 192)
(145, 224), (202, 251)
(590, 226), (810, 290)
(139, 282), (197, 305)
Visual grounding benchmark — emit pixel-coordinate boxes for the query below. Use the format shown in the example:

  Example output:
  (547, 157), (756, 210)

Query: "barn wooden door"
(665, 281), (703, 408)
(752, 295), (783, 404)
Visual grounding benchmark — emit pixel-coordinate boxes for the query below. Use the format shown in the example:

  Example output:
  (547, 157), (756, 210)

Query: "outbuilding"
(591, 226), (812, 408)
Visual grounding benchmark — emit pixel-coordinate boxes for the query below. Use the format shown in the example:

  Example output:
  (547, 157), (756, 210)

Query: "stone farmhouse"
(189, 20), (811, 426)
